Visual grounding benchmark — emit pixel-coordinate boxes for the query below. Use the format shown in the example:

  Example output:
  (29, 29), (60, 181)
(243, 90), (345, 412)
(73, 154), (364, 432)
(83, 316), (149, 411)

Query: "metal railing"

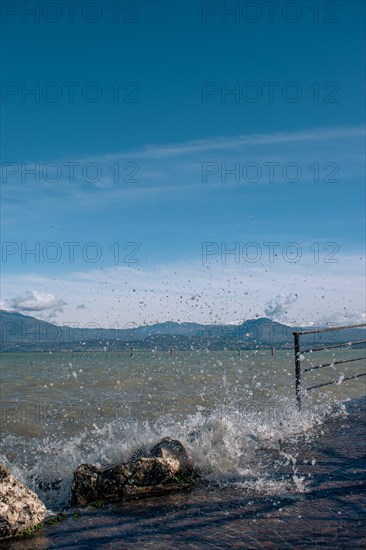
(293, 323), (366, 409)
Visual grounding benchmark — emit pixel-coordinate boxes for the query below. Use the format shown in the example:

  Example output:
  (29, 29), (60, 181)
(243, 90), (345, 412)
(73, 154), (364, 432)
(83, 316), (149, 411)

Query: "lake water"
(1, 349), (365, 512)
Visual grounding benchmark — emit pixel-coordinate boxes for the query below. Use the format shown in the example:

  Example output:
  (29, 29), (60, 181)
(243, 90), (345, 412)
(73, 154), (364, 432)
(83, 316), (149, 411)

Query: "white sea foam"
(2, 349), (359, 512)
(0, 395), (344, 511)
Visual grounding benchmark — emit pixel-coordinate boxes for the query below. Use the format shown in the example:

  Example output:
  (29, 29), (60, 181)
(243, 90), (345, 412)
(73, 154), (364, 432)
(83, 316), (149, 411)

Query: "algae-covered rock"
(0, 464), (46, 540)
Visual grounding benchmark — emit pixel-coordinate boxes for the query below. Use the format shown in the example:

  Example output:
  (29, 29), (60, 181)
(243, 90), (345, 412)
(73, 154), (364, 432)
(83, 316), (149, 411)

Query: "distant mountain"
(0, 310), (365, 352)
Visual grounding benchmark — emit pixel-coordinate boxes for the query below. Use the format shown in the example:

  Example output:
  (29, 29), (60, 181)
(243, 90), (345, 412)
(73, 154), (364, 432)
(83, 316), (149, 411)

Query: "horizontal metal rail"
(293, 323), (366, 409)
(293, 323), (366, 336)
(307, 372), (366, 391)
(301, 340), (366, 354)
(303, 356), (366, 373)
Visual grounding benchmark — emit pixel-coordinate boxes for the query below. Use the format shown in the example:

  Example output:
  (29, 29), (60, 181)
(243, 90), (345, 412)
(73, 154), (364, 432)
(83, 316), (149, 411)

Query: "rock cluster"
(0, 438), (197, 540)
(71, 437), (198, 506)
(0, 464), (46, 540)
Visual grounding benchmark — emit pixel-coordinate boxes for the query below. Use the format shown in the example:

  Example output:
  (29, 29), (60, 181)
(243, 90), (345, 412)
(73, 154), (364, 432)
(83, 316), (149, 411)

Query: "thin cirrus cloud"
(1, 124), (364, 269)
(1, 125), (364, 327)
(1, 125), (364, 194)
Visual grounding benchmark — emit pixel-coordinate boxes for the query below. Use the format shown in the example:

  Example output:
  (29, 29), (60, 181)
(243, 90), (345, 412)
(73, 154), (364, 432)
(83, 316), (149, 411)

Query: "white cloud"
(318, 310), (366, 326)
(264, 293), (299, 321)
(1, 254), (365, 328)
(1, 127), (364, 327)
(2, 290), (66, 314)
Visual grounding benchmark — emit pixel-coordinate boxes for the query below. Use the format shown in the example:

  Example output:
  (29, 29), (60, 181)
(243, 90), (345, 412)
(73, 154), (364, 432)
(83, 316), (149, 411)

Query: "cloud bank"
(264, 293), (299, 321)
(2, 290), (66, 314)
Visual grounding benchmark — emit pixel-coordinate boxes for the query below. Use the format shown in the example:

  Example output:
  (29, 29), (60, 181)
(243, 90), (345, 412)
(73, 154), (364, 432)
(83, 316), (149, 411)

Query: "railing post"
(291, 323), (365, 409)
(294, 332), (301, 410)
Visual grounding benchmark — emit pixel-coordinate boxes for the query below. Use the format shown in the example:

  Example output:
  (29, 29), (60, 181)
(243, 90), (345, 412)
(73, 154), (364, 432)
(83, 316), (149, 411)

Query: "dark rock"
(151, 437), (194, 476)
(71, 438), (197, 507)
(129, 458), (172, 486)
(96, 464), (130, 500)
(71, 464), (100, 506)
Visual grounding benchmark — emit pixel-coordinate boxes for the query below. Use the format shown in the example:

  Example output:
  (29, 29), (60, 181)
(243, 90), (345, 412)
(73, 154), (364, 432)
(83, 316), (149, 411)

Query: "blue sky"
(1, 0), (365, 327)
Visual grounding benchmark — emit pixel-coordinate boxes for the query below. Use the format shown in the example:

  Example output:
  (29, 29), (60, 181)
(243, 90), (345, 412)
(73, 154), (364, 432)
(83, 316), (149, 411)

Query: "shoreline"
(1, 397), (365, 548)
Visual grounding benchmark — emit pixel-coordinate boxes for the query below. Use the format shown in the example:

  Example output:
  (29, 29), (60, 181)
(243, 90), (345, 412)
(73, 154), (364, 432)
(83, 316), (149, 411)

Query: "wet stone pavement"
(2, 398), (365, 549)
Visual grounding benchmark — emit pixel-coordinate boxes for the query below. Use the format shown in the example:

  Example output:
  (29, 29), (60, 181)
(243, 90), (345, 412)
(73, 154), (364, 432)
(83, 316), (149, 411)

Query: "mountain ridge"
(1, 309), (365, 352)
